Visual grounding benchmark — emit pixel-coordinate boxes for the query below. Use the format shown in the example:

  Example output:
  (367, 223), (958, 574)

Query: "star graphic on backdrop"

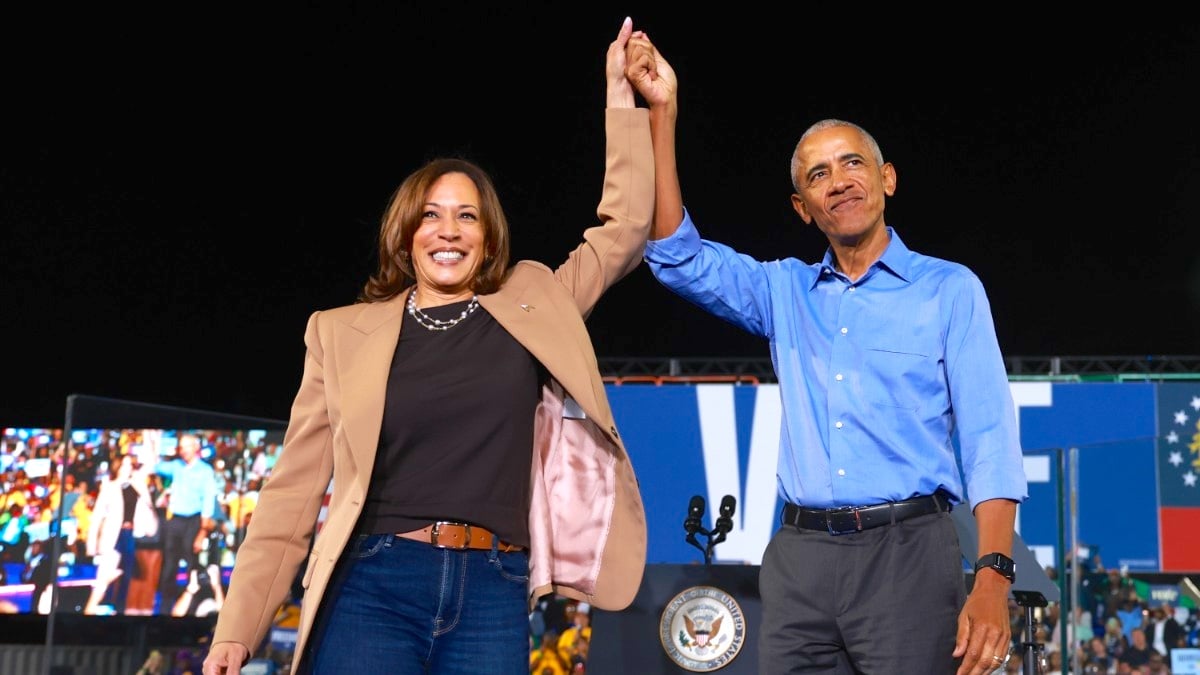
(1191, 396), (1200, 411)
(1176, 410), (1190, 425)
(1170, 451), (1184, 467)
(1185, 472), (1197, 488)
(1168, 430), (1179, 444)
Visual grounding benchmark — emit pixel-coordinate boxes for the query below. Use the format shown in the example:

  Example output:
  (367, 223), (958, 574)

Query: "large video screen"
(1, 426), (282, 618)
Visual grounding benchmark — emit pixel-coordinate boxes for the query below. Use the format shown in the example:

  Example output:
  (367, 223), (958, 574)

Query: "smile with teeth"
(432, 251), (466, 262)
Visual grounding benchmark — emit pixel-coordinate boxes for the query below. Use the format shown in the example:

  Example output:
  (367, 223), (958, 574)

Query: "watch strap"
(974, 552), (1016, 583)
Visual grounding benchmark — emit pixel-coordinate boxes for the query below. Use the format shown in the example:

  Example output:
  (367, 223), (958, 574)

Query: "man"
(1119, 627), (1160, 669)
(154, 432), (219, 613)
(627, 34), (1028, 674)
(1147, 603), (1184, 660)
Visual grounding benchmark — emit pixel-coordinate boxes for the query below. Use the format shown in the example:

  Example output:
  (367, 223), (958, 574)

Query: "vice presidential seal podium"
(590, 562), (761, 673)
(590, 495), (760, 673)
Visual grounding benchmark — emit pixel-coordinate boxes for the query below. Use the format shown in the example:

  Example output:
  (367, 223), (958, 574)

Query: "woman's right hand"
(605, 16), (636, 109)
(202, 641), (250, 675)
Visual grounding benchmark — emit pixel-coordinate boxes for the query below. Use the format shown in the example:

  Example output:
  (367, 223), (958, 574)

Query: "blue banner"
(610, 381), (1192, 573)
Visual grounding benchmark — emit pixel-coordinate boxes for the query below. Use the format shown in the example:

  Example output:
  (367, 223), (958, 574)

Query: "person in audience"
(1116, 589), (1147, 644)
(172, 558), (226, 617)
(1053, 602), (1095, 654)
(1104, 615), (1130, 662)
(530, 629), (569, 675)
(557, 602), (592, 668)
(1082, 635), (1115, 673)
(1043, 649), (1063, 675)
(135, 649), (166, 675)
(1144, 603), (1182, 660)
(1145, 649), (1169, 674)
(1118, 627), (1160, 670)
(23, 536), (57, 614)
(0, 502), (30, 563)
(1099, 567), (1136, 626)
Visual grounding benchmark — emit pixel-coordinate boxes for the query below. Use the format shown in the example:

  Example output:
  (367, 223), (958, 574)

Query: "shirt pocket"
(860, 340), (935, 411)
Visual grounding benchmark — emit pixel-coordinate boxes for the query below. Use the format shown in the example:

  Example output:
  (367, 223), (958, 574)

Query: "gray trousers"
(757, 511), (966, 674)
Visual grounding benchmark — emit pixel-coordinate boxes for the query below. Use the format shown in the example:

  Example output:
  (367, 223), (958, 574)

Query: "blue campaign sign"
(609, 381), (1171, 573)
(1173, 647), (1200, 675)
(613, 384), (782, 566)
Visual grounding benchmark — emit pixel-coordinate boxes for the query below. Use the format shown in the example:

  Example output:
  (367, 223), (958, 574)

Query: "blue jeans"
(301, 533), (530, 674)
(105, 528), (136, 611)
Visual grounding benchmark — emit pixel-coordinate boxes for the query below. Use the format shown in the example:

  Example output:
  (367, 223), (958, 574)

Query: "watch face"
(976, 553), (1015, 581)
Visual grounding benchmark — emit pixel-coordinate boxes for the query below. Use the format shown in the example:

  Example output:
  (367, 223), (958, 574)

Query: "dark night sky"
(6, 9), (1200, 425)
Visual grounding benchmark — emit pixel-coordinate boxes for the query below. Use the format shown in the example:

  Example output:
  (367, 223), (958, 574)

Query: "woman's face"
(409, 172), (485, 303)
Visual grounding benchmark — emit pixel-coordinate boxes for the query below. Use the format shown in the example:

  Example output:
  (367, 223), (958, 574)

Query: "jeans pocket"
(488, 550), (529, 583)
(348, 533), (389, 559)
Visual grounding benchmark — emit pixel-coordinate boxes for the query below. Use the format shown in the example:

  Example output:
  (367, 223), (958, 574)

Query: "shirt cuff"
(644, 207), (702, 265)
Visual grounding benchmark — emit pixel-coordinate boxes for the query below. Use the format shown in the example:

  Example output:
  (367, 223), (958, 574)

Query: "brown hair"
(107, 453), (127, 482)
(360, 158), (511, 302)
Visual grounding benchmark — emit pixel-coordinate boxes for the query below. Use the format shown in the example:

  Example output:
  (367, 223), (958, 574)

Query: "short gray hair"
(790, 119), (884, 193)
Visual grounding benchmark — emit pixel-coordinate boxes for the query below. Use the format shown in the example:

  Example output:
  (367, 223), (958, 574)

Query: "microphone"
(714, 495), (736, 536)
(684, 495), (706, 535)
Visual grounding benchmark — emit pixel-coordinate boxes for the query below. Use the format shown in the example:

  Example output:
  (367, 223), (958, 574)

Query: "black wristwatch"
(974, 552), (1016, 583)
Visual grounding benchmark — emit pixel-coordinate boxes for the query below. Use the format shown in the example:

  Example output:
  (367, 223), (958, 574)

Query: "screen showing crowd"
(0, 427), (280, 618)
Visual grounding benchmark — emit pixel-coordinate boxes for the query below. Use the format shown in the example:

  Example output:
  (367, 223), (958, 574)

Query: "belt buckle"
(826, 506), (863, 535)
(430, 521), (471, 549)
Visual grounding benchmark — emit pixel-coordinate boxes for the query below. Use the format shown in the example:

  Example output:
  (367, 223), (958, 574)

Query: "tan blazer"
(86, 475), (158, 557)
(211, 108), (653, 668)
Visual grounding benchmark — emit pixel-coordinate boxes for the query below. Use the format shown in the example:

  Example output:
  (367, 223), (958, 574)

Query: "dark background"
(6, 8), (1200, 425)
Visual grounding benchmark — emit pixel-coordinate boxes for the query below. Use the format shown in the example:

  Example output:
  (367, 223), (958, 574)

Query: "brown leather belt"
(397, 521), (524, 553)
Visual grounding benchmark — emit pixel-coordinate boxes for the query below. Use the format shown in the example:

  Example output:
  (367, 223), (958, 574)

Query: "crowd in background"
(1003, 558), (1200, 674)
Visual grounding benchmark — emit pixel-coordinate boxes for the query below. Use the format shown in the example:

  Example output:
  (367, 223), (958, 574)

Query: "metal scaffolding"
(598, 355), (1200, 384)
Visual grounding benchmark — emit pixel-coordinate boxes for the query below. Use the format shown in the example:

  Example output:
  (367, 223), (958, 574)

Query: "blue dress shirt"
(157, 457), (219, 519)
(645, 210), (1028, 510)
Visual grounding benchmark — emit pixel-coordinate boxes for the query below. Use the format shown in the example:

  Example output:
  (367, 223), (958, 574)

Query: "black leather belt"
(781, 491), (951, 535)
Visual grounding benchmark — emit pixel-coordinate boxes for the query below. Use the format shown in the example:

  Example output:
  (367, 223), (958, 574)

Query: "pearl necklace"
(406, 291), (480, 331)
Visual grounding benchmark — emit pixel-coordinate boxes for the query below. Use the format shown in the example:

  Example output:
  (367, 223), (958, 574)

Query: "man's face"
(790, 125), (895, 245)
(178, 435), (200, 461)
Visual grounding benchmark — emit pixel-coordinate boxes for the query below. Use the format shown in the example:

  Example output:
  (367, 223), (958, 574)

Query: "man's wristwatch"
(974, 552), (1016, 583)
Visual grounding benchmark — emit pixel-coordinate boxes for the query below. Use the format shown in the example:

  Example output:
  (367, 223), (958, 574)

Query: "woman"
(84, 453), (158, 614)
(203, 17), (670, 675)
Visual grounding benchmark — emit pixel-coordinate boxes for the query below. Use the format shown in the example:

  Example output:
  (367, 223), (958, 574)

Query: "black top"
(358, 298), (542, 547)
(121, 483), (138, 524)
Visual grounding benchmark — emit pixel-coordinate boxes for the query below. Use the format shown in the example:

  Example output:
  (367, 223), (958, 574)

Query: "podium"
(590, 563), (762, 673)
(589, 508), (1055, 673)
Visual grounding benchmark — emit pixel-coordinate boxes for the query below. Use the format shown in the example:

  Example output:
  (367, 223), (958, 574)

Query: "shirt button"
(837, 469), (846, 476)
(849, 286), (856, 292)
(835, 421), (843, 429)
(840, 327), (848, 335)
(835, 373), (843, 381)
